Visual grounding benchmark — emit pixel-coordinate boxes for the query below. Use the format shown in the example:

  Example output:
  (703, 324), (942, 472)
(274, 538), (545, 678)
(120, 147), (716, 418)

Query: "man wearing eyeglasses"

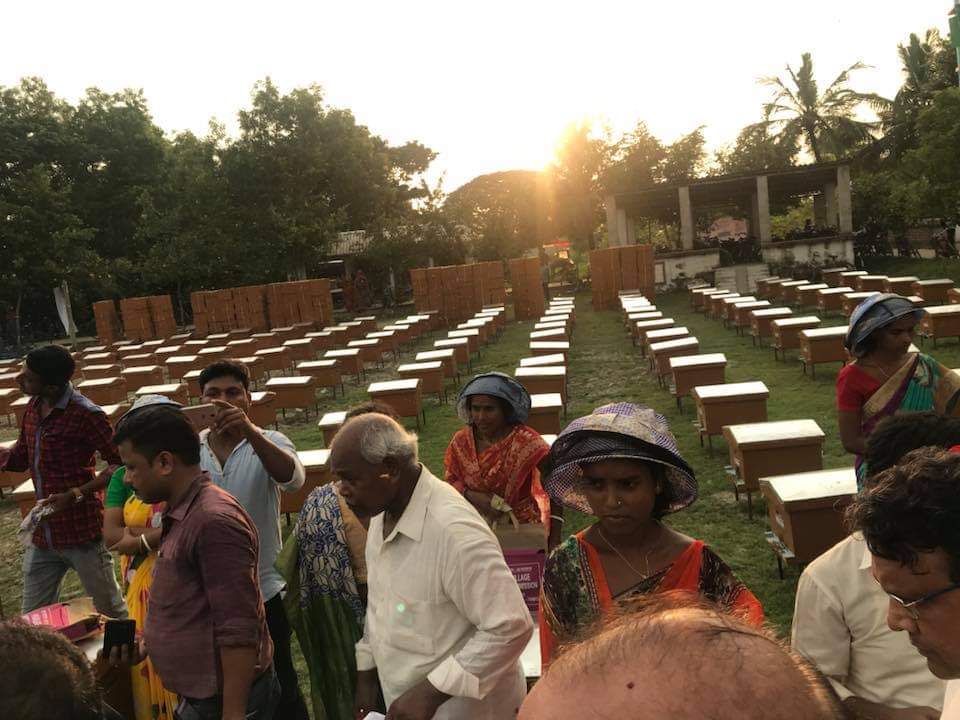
(849, 446), (960, 719)
(792, 412), (957, 719)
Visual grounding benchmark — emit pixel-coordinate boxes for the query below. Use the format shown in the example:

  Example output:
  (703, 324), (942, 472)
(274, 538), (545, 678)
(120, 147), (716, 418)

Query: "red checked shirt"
(0, 385), (120, 548)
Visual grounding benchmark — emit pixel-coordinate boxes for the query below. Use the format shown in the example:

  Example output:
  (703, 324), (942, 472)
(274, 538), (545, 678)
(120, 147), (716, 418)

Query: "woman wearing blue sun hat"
(837, 293), (960, 485)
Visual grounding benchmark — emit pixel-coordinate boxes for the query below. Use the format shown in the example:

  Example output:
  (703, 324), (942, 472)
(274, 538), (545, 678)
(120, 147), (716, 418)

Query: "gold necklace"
(597, 526), (654, 579)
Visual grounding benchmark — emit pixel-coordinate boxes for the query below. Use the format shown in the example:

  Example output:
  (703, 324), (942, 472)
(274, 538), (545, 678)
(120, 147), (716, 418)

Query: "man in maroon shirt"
(111, 403), (278, 720)
(0, 345), (126, 617)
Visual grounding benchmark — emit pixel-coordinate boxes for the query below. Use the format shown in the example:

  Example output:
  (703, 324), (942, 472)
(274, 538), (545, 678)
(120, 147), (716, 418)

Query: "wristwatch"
(71, 487), (84, 503)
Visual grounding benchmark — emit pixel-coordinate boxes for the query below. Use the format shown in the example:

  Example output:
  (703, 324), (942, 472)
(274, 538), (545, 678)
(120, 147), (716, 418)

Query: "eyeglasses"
(877, 578), (960, 621)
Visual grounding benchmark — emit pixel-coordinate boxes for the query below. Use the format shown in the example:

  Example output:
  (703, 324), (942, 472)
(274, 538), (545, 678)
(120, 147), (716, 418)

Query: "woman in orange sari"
(445, 373), (562, 547)
(539, 403), (763, 665)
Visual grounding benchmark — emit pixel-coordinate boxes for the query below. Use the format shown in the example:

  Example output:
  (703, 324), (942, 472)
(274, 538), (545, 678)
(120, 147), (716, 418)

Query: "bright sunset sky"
(2, 1), (952, 190)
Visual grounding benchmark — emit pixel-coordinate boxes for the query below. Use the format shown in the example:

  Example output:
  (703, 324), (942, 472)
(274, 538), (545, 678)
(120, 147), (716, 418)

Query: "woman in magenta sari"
(445, 372), (563, 548)
(837, 294), (960, 486)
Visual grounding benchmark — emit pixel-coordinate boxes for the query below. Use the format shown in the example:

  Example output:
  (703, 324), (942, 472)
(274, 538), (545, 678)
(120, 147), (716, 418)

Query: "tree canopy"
(4, 24), (959, 343)
(0, 77), (438, 342)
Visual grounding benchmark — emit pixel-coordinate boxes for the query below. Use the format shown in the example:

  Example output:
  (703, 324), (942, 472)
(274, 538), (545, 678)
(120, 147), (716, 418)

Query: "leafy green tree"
(361, 182), (467, 297)
(870, 29), (958, 164)
(550, 121), (613, 250)
(444, 170), (554, 259)
(66, 87), (168, 261)
(0, 78), (102, 343)
(602, 122), (666, 194)
(899, 87), (960, 223)
(0, 166), (97, 343)
(714, 122), (799, 174)
(755, 52), (884, 162)
(223, 78), (435, 279)
(661, 127), (708, 183)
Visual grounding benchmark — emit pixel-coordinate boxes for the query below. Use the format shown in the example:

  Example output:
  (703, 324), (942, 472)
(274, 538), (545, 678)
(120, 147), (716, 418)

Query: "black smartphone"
(102, 619), (136, 656)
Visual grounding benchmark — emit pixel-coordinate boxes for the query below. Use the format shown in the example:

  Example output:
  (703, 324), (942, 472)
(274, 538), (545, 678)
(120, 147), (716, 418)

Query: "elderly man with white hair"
(331, 413), (533, 720)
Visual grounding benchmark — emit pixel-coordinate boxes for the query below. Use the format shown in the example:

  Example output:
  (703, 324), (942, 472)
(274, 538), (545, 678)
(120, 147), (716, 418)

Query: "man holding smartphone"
(111, 402), (277, 720)
(197, 361), (309, 720)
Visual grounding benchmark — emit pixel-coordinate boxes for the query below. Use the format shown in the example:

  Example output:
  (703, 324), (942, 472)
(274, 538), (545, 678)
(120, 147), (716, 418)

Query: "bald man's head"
(521, 592), (846, 720)
(329, 412), (419, 517)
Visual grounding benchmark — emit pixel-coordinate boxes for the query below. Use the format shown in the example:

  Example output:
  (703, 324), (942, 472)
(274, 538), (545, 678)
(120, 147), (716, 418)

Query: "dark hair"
(856, 332), (879, 356)
(649, 463), (674, 519)
(345, 400), (400, 421)
(848, 447), (960, 581)
(865, 412), (960, 477)
(199, 360), (250, 393)
(114, 405), (201, 465)
(25, 345), (75, 386)
(0, 621), (103, 720)
(466, 394), (516, 424)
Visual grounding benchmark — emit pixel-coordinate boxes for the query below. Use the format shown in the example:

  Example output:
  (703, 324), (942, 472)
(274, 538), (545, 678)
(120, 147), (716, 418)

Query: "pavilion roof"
(613, 161), (845, 222)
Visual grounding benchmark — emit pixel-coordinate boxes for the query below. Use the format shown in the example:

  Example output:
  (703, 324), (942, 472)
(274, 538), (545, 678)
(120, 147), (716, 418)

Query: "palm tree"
(755, 53), (885, 162)
(873, 29), (957, 163)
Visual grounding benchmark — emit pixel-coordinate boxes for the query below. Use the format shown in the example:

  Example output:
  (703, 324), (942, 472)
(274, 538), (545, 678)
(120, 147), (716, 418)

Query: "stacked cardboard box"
(93, 300), (122, 345)
(590, 245), (656, 310)
(266, 279), (334, 329)
(232, 285), (269, 332)
(119, 297), (154, 341)
(508, 257), (545, 320)
(410, 268), (429, 312)
(148, 295), (177, 339)
(408, 262), (507, 324)
(192, 280), (333, 336)
(209, 289), (238, 333)
(300, 279), (334, 328)
(479, 261), (506, 305)
(190, 291), (211, 336)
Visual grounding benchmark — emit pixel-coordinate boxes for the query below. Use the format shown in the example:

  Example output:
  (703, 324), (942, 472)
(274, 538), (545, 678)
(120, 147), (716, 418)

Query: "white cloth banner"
(53, 283), (77, 336)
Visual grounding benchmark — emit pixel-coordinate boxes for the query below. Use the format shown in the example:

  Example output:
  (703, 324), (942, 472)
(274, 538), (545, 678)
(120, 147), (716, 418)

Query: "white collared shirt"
(792, 534), (945, 710)
(356, 465), (533, 719)
(199, 427), (305, 600)
(944, 681), (960, 719)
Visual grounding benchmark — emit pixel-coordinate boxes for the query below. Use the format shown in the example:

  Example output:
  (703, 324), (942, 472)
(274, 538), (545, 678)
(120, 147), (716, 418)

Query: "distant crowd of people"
(4, 303), (960, 718)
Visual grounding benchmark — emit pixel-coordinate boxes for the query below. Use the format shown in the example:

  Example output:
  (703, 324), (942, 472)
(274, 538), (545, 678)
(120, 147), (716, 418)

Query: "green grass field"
(6, 269), (960, 714)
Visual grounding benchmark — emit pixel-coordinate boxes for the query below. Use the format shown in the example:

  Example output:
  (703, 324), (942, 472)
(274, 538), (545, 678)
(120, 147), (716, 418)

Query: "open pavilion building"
(604, 162), (853, 292)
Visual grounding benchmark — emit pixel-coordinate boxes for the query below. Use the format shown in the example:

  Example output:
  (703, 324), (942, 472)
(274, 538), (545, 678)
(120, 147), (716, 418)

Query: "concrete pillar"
(813, 194), (827, 226)
(613, 208), (628, 247)
(679, 186), (694, 250)
(836, 166), (852, 234)
(750, 192), (761, 239)
(604, 196), (619, 246)
(755, 175), (771, 244)
(823, 180), (837, 229)
(625, 215), (636, 245)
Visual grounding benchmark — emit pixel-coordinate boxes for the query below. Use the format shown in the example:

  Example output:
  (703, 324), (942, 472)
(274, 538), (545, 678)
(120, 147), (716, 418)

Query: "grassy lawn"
(6, 267), (960, 712)
(864, 255), (960, 280)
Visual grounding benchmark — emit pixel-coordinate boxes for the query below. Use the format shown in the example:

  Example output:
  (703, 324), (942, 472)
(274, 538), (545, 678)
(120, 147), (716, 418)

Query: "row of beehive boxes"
(671, 286), (859, 569)
(760, 271), (955, 306)
(0, 317), (386, 433)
